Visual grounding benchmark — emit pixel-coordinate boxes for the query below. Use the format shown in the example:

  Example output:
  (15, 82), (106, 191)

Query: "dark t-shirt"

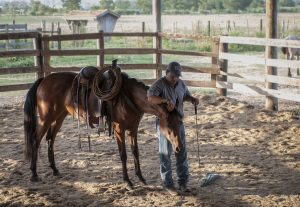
(147, 77), (191, 118)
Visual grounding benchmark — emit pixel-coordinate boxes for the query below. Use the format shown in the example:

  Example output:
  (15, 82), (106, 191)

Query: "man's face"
(166, 72), (179, 87)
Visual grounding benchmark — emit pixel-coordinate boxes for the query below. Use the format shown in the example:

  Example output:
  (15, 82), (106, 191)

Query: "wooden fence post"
(97, 30), (104, 69)
(265, 0), (278, 111)
(153, 0), (162, 79)
(211, 38), (219, 95)
(217, 38), (228, 96)
(207, 20), (211, 36)
(5, 24), (9, 51)
(57, 22), (61, 50)
(51, 22), (54, 48)
(142, 22), (145, 33)
(41, 20), (46, 34)
(156, 32), (162, 78)
(43, 35), (51, 76)
(34, 32), (44, 78)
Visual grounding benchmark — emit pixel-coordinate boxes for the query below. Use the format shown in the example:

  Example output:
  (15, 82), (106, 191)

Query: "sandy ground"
(0, 93), (299, 207)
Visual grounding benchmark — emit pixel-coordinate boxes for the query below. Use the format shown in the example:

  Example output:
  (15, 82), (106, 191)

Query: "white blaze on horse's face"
(159, 112), (182, 153)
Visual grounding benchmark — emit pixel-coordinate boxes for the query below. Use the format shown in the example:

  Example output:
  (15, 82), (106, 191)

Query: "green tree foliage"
(222, 0), (253, 12)
(280, 0), (296, 7)
(136, 0), (152, 14)
(99, 0), (115, 10)
(2, 0), (30, 15)
(127, 0), (299, 14)
(29, 0), (57, 15)
(61, 0), (81, 11)
(115, 0), (131, 10)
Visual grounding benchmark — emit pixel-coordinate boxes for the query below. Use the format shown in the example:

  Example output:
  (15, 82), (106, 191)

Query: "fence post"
(156, 32), (162, 78)
(51, 22), (54, 48)
(97, 30), (104, 69)
(227, 20), (231, 33)
(43, 35), (51, 76)
(153, 0), (162, 79)
(57, 22), (61, 50)
(207, 20), (211, 36)
(217, 38), (228, 96)
(5, 24), (9, 51)
(211, 38), (219, 95)
(34, 32), (44, 78)
(265, 0), (278, 111)
(41, 20), (46, 34)
(142, 22), (145, 33)
(281, 20), (285, 38)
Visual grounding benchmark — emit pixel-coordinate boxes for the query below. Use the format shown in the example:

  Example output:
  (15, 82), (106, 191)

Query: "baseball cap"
(166, 61), (182, 77)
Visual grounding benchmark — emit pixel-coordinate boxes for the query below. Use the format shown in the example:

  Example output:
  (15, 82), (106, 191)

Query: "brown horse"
(24, 67), (183, 188)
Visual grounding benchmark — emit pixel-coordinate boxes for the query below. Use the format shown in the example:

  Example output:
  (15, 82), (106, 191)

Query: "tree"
(280, 0), (296, 7)
(222, 0), (252, 12)
(249, 0), (264, 8)
(61, 0), (81, 11)
(115, 0), (131, 10)
(99, 0), (115, 10)
(136, 0), (152, 14)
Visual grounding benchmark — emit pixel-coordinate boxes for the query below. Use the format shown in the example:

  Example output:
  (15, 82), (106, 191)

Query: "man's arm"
(184, 94), (200, 105)
(148, 95), (169, 105)
(148, 96), (175, 111)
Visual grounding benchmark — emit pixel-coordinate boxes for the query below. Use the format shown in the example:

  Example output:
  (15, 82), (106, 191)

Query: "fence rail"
(1, 31), (300, 108)
(0, 31), (218, 93)
(218, 35), (300, 104)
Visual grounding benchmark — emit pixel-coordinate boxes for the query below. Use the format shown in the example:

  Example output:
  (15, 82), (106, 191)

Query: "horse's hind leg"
(128, 128), (147, 185)
(31, 121), (51, 182)
(46, 112), (67, 176)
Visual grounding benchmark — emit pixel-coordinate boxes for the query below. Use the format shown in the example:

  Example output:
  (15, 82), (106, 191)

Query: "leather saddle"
(75, 66), (101, 128)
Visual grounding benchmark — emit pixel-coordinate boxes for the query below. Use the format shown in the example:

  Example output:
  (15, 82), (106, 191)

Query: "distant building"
(65, 10), (120, 33)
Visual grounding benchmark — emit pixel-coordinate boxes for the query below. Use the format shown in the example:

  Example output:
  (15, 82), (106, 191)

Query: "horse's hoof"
(125, 180), (134, 190)
(30, 176), (41, 182)
(139, 178), (147, 186)
(53, 170), (60, 176)
(141, 180), (147, 186)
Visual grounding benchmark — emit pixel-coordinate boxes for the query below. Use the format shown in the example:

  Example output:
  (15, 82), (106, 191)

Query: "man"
(147, 61), (199, 195)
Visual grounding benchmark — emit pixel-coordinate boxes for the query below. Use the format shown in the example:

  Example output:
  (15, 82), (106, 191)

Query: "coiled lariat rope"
(92, 66), (122, 101)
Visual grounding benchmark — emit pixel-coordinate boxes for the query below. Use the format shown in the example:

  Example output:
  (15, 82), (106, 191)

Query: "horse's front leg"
(114, 123), (133, 188)
(288, 53), (294, 77)
(128, 128), (147, 185)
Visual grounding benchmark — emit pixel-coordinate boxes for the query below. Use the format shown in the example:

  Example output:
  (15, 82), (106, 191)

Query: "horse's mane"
(121, 72), (149, 90)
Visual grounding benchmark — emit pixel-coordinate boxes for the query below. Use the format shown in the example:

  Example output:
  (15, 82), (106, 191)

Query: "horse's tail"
(24, 77), (44, 161)
(282, 47), (287, 55)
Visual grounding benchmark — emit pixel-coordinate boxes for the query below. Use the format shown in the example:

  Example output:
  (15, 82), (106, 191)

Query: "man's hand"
(163, 99), (175, 112)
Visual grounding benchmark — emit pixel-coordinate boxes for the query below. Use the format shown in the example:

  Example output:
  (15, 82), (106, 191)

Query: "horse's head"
(158, 104), (183, 153)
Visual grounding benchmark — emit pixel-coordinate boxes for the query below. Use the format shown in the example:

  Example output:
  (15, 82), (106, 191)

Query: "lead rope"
(77, 76), (81, 149)
(85, 82), (91, 152)
(195, 104), (200, 167)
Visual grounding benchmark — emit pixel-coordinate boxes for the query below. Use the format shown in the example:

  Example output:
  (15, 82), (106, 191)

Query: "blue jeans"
(156, 119), (189, 187)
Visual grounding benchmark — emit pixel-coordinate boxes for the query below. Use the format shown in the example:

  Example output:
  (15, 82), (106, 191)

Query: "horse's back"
(36, 72), (77, 116)
(286, 35), (300, 41)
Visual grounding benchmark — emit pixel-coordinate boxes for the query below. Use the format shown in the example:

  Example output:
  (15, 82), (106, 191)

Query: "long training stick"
(195, 104), (200, 167)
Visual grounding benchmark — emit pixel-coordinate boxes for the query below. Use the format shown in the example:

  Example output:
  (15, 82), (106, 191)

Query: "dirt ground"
(0, 93), (299, 207)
